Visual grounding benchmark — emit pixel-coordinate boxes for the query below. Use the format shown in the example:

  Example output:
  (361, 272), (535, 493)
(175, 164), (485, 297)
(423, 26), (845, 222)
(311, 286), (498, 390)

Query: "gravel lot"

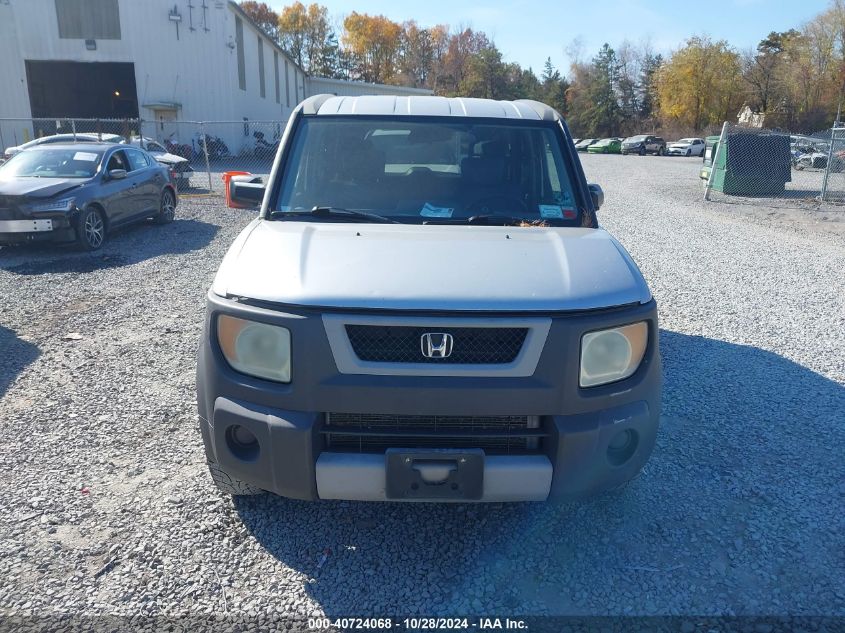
(1, 155), (843, 623)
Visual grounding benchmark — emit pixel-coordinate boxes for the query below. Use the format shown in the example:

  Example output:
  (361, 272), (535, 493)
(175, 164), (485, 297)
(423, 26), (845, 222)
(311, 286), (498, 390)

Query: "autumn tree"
(460, 44), (509, 98)
(438, 28), (490, 95)
(239, 1), (280, 42)
(656, 36), (743, 132)
(397, 21), (435, 88)
(342, 12), (403, 84)
(277, 2), (339, 75)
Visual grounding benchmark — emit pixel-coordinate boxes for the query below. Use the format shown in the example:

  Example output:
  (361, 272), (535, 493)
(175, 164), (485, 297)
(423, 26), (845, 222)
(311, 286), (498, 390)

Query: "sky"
(265, 0), (832, 74)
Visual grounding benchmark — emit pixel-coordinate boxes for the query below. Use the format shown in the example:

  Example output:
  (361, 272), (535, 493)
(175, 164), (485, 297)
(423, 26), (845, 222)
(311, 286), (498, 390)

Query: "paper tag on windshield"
(538, 204), (564, 219)
(420, 203), (453, 218)
(73, 152), (98, 162)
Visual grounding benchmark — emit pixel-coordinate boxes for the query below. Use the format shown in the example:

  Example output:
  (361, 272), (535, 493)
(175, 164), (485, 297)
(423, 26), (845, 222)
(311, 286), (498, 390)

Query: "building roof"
(302, 95), (561, 120)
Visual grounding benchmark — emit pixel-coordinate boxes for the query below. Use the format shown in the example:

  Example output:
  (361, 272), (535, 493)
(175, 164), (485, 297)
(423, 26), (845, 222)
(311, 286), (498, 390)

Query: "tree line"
(241, 0), (845, 137)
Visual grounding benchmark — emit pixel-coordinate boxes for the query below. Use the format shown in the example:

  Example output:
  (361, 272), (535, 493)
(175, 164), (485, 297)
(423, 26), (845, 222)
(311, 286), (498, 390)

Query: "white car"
(130, 137), (194, 188)
(667, 137), (705, 157)
(3, 133), (124, 160)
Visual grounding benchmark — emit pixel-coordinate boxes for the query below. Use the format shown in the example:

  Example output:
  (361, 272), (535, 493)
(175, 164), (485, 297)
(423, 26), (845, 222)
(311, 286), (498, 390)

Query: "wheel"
(75, 206), (106, 251)
(638, 147), (646, 156)
(207, 460), (264, 496)
(685, 149), (691, 157)
(155, 189), (176, 225)
(657, 147), (664, 156)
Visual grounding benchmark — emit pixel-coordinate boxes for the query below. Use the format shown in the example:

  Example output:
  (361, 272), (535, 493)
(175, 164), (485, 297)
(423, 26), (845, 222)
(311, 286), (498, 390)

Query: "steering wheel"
(465, 195), (528, 215)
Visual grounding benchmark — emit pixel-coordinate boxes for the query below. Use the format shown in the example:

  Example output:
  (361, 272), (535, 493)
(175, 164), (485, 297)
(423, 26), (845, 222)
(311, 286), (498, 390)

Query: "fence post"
(704, 121), (729, 201)
(201, 122), (213, 192)
(821, 125), (837, 202)
(71, 119), (76, 141)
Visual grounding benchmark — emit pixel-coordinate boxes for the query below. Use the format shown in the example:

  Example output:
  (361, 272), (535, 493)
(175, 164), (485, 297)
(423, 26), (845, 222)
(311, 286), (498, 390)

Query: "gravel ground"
(0, 155), (843, 625)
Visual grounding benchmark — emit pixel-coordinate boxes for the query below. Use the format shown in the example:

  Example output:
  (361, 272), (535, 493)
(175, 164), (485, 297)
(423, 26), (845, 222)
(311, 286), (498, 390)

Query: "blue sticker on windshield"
(538, 204), (564, 219)
(420, 203), (453, 218)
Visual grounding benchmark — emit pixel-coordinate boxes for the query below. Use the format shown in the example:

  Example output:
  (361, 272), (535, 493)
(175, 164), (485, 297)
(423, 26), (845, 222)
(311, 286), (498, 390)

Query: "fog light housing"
(226, 424), (259, 461)
(607, 429), (638, 467)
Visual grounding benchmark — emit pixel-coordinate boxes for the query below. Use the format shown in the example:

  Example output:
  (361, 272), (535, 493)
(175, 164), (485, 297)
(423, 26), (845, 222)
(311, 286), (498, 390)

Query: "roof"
(26, 143), (118, 150)
(302, 95), (561, 121)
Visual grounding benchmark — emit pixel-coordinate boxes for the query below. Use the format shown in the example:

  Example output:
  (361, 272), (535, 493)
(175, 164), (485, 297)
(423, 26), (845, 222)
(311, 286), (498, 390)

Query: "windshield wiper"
(463, 214), (522, 225)
(268, 206), (399, 224)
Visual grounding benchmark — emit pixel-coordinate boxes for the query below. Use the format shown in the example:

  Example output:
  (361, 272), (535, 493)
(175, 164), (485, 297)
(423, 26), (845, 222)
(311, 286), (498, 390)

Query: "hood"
(150, 152), (188, 165)
(0, 177), (84, 198)
(212, 221), (652, 311)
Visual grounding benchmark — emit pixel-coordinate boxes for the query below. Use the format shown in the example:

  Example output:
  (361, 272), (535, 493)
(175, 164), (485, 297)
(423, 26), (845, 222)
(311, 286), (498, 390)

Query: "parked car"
(587, 138), (622, 154)
(0, 143), (177, 250)
(198, 94), (661, 503)
(130, 137), (194, 189)
(3, 133), (125, 161)
(574, 138), (599, 152)
(793, 149), (845, 172)
(621, 135), (666, 156)
(666, 137), (705, 157)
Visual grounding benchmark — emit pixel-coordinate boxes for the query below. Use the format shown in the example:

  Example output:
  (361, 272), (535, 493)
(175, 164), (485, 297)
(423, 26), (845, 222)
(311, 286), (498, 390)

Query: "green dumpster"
(700, 131), (791, 195)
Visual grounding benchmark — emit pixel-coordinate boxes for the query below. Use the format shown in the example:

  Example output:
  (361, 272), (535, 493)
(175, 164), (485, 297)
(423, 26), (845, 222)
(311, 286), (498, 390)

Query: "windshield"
(276, 117), (582, 224)
(625, 135), (648, 142)
(595, 139), (612, 146)
(677, 138), (696, 144)
(0, 148), (103, 179)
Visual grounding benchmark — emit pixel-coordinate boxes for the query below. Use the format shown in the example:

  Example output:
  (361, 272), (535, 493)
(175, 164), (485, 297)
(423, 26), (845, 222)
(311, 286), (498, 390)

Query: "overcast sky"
(265, 0), (831, 73)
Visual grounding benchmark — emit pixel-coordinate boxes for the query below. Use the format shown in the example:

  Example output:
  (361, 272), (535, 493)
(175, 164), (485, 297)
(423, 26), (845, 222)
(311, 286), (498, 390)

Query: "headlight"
(217, 315), (291, 383)
(30, 197), (75, 212)
(580, 322), (648, 387)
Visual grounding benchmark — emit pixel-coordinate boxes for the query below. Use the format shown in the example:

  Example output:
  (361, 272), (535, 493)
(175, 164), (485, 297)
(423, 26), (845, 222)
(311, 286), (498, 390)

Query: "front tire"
(638, 147), (646, 156)
(155, 189), (176, 225)
(657, 147), (665, 156)
(75, 207), (106, 251)
(207, 460), (264, 496)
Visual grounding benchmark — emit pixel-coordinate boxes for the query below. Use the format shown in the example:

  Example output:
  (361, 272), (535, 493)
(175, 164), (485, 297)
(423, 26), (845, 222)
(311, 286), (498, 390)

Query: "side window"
(106, 150), (128, 172)
(147, 142), (166, 153)
(126, 149), (149, 171)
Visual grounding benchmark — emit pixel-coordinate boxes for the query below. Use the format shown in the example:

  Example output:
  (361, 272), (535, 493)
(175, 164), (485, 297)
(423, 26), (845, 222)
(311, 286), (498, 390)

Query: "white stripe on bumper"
(0, 219), (53, 233)
(316, 452), (552, 502)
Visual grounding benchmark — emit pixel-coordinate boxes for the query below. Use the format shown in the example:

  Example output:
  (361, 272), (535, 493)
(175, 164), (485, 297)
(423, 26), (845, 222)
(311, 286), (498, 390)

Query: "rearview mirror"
(588, 183), (604, 210)
(108, 169), (127, 180)
(230, 178), (265, 207)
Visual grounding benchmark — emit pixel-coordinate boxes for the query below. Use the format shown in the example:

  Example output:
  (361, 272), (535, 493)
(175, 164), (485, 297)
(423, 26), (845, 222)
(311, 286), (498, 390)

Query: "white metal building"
(0, 0), (430, 149)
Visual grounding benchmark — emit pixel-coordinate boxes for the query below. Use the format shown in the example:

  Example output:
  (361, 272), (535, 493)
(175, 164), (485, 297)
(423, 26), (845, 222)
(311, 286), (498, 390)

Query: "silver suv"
(197, 95), (661, 503)
(622, 135), (666, 156)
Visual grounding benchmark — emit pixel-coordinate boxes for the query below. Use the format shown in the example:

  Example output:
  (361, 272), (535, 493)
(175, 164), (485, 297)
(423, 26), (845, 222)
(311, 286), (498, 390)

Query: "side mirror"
(588, 183), (604, 211)
(108, 169), (127, 180)
(230, 177), (265, 207)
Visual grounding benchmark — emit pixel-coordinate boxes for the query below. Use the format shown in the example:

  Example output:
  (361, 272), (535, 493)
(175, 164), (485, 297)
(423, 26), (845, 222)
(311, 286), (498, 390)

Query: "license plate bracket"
(385, 448), (484, 500)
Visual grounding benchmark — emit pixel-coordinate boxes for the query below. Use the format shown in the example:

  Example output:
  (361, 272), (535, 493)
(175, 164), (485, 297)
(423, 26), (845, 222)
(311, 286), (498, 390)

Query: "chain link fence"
(0, 117), (282, 197)
(703, 122), (845, 210)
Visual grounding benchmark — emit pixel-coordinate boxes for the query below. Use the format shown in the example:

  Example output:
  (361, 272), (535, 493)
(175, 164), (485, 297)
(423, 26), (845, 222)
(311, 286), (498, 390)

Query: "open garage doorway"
(25, 61), (139, 124)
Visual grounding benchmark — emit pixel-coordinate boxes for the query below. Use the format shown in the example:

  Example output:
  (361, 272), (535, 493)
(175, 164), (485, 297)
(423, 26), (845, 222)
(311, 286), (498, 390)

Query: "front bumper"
(0, 217), (75, 244)
(197, 293), (662, 502)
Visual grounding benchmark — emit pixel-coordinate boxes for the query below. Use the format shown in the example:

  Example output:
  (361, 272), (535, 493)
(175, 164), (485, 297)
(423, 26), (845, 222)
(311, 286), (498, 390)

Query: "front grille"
(322, 413), (544, 454)
(345, 325), (527, 364)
